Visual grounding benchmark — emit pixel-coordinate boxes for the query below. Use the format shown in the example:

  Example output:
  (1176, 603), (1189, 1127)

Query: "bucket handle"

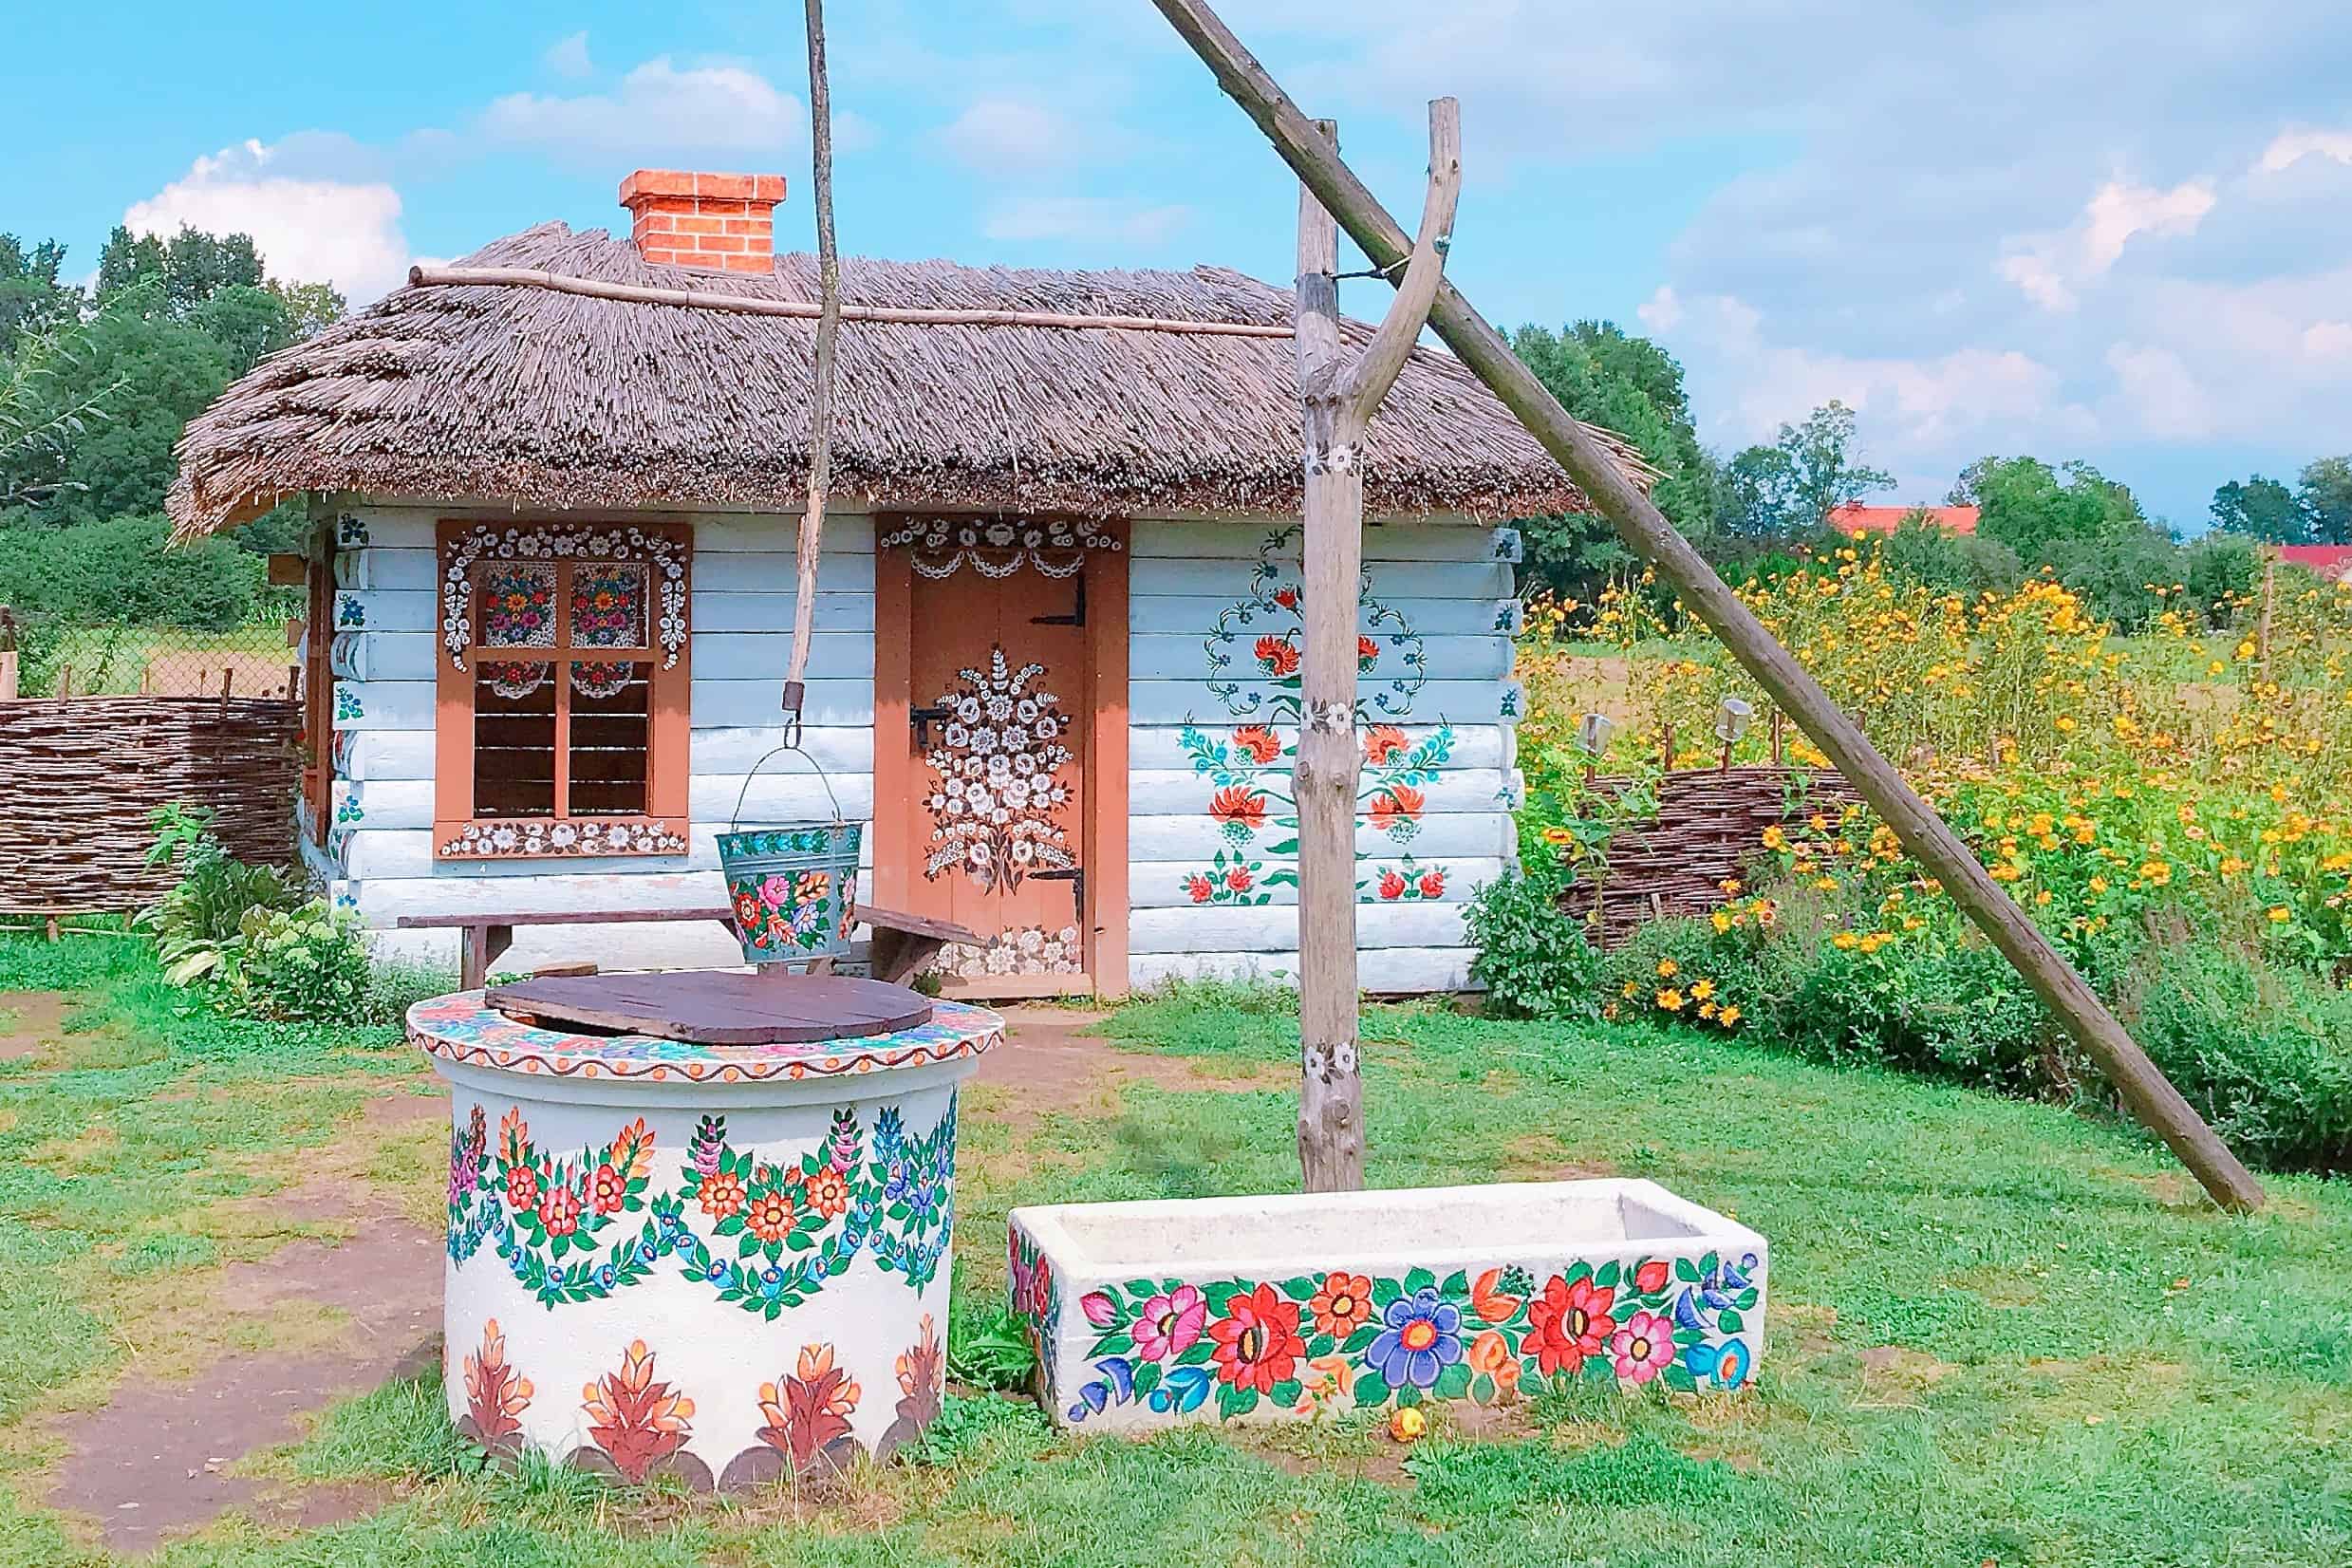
(730, 744), (848, 833)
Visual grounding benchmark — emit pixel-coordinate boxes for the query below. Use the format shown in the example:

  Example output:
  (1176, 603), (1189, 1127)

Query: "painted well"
(415, 992), (1000, 1486)
(1010, 1179), (1766, 1430)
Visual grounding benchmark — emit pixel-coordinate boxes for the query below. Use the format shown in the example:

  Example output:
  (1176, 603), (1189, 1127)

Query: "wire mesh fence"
(0, 593), (305, 700)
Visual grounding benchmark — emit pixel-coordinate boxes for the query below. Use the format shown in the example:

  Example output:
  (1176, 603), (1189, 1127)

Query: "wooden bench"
(395, 904), (980, 991)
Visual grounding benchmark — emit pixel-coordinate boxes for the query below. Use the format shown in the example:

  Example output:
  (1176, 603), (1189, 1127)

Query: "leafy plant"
(946, 1297), (1036, 1392)
(137, 805), (301, 987)
(896, 1391), (1051, 1467)
(1464, 865), (1601, 1020)
(220, 901), (375, 1022)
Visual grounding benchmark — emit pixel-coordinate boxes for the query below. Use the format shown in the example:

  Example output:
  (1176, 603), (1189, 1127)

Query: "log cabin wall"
(1122, 519), (1524, 995)
(312, 498), (1524, 992)
(311, 499), (877, 972)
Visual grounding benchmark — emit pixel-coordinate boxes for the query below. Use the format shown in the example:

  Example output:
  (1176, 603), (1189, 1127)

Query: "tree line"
(0, 225), (344, 630)
(1510, 320), (2348, 630)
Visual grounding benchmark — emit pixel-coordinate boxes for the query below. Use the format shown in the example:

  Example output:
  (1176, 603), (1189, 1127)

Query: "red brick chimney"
(618, 169), (786, 273)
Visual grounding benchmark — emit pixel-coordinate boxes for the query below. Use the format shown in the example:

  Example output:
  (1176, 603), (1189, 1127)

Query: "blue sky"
(6, 1), (2348, 529)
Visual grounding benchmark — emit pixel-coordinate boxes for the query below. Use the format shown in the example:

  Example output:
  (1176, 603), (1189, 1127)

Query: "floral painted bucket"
(717, 747), (861, 965)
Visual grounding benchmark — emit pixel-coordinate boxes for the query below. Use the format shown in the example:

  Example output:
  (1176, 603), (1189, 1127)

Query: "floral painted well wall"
(1124, 520), (1522, 993)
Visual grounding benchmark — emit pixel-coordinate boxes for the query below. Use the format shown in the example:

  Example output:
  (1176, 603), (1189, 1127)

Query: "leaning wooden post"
(1293, 103), (1461, 1193)
(1152, 0), (2266, 1213)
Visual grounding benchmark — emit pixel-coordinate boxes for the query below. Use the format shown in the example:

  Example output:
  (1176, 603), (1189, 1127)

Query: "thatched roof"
(170, 222), (1646, 536)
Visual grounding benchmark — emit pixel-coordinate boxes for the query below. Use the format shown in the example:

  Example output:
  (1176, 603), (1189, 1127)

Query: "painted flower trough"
(411, 979), (1001, 1486)
(1010, 1179), (1765, 1429)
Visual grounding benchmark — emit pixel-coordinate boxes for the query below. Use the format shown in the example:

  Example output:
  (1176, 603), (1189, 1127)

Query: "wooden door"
(879, 521), (1124, 1001)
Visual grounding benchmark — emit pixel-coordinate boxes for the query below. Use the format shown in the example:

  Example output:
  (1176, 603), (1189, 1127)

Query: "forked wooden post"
(783, 0), (841, 737)
(1154, 0), (2267, 1212)
(1293, 103), (1461, 1192)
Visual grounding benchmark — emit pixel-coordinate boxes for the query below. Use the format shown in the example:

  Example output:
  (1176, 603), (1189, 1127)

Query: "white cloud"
(2105, 343), (2212, 438)
(1634, 285), (1682, 333)
(940, 96), (1080, 173)
(981, 196), (1191, 246)
(1999, 179), (2214, 313)
(545, 31), (593, 80)
(2305, 321), (2352, 360)
(124, 139), (411, 302)
(482, 57), (802, 159)
(2257, 127), (2352, 172)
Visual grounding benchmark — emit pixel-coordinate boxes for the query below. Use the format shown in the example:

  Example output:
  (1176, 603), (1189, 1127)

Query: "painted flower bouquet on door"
(1010, 1179), (1767, 1431)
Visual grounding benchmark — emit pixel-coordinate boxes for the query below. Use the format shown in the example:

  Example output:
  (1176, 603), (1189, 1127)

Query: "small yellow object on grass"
(1388, 1406), (1428, 1443)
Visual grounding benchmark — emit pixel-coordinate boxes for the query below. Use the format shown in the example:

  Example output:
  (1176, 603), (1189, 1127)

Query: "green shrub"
(2119, 943), (2352, 1171)
(1752, 924), (2052, 1093)
(223, 902), (375, 1022)
(0, 513), (265, 630)
(1601, 915), (1762, 1034)
(138, 805), (303, 986)
(946, 1296), (1036, 1392)
(1465, 865), (1602, 1019)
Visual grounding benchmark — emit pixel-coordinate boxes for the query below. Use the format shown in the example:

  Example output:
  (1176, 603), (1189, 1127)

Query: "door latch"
(911, 703), (952, 747)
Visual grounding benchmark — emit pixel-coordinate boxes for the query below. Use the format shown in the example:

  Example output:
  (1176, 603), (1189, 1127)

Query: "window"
(433, 522), (690, 859)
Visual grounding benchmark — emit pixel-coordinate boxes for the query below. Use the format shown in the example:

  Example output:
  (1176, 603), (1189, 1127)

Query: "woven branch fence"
(0, 697), (302, 913)
(1558, 765), (1863, 950)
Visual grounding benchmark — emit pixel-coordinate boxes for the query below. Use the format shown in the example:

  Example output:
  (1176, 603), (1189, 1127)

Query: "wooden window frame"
(432, 520), (691, 861)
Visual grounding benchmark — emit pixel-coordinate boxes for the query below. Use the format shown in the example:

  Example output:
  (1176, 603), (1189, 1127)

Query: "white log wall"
(323, 503), (1520, 988)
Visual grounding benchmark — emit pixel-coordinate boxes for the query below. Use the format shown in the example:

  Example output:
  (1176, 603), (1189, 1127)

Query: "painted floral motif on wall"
(440, 523), (686, 671)
(437, 818), (688, 860)
(570, 563), (646, 647)
(882, 515), (1120, 581)
(930, 924), (1084, 979)
(1009, 1225), (1062, 1410)
(922, 645), (1075, 893)
(478, 564), (557, 648)
(1052, 1252), (1759, 1425)
(444, 1096), (959, 1314)
(1181, 527), (1453, 906)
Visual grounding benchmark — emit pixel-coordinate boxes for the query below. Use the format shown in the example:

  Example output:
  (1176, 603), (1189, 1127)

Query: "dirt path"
(45, 1092), (446, 1552)
(970, 1006), (1277, 1125)
(0, 991), (71, 1061)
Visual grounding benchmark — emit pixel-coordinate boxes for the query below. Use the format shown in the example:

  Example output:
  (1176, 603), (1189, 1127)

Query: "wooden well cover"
(484, 970), (935, 1045)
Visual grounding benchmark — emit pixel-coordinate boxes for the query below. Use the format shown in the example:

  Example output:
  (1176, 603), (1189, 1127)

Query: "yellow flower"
(1717, 1005), (1742, 1027)
(1540, 826), (1575, 845)
(2219, 856), (2248, 876)
(1656, 959), (1678, 979)
(1711, 910), (1734, 934)
(1690, 978), (1716, 1001)
(2268, 905), (2292, 924)
(1655, 988), (1687, 1012)
(1762, 825), (1788, 850)
(1832, 931), (1859, 950)
(1620, 981), (1639, 999)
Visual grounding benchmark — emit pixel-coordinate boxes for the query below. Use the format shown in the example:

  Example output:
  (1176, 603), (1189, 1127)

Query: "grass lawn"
(0, 942), (2346, 1565)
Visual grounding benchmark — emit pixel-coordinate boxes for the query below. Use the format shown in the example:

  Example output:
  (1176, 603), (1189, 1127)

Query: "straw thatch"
(170, 223), (1650, 536)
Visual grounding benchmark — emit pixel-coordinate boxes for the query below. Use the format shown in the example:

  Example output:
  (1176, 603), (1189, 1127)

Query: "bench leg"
(462, 926), (489, 991)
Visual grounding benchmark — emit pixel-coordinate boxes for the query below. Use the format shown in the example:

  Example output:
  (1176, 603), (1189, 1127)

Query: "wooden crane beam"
(1149, 0), (2266, 1213)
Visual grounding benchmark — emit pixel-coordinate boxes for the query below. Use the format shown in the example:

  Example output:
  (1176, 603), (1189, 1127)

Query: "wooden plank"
(333, 629), (875, 683)
(485, 971), (931, 1044)
(1129, 556), (1510, 600)
(1129, 632), (1509, 681)
(1129, 594), (1517, 636)
(1129, 677), (1520, 725)
(1129, 519), (1514, 562)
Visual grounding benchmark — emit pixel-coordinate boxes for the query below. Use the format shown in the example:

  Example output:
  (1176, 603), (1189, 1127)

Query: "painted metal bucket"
(717, 746), (861, 965)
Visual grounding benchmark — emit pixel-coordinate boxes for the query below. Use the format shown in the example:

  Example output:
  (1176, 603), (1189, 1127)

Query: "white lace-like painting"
(922, 646), (1076, 892)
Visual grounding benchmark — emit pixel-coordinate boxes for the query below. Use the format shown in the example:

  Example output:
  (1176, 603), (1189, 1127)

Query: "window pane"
(477, 563), (557, 648)
(571, 562), (648, 648)
(475, 662), (556, 817)
(569, 661), (650, 815)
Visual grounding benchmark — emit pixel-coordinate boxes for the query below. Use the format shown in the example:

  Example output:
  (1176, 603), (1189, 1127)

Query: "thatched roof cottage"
(172, 168), (1636, 994)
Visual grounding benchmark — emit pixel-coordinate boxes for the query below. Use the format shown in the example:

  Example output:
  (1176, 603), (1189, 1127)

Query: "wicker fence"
(0, 696), (303, 915)
(1558, 764), (1863, 949)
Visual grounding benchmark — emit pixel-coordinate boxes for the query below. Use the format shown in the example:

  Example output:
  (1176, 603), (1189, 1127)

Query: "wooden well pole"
(783, 0), (841, 737)
(1151, 0), (2266, 1212)
(1293, 104), (1461, 1192)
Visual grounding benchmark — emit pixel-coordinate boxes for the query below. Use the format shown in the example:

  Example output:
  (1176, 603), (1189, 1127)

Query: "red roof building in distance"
(2276, 544), (2352, 583)
(1828, 503), (1981, 537)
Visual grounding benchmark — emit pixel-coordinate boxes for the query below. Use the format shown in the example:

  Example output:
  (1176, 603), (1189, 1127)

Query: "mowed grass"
(0, 954), (2345, 1565)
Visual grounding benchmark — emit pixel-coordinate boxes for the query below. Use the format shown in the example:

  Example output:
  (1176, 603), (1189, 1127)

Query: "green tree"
(2300, 456), (2352, 546)
(0, 233), (77, 356)
(1509, 320), (1728, 598)
(1955, 456), (2144, 561)
(1880, 508), (2021, 598)
(1725, 400), (1891, 538)
(96, 224), (266, 313)
(2210, 475), (2309, 544)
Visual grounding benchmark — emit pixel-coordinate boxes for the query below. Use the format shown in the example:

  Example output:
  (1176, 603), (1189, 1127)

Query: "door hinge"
(1029, 866), (1084, 917)
(911, 703), (952, 747)
(1029, 575), (1086, 627)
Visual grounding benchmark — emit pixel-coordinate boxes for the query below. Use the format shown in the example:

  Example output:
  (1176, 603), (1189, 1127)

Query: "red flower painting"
(1526, 1275), (1617, 1377)
(1208, 1283), (1306, 1394)
(1209, 787), (1269, 831)
(1253, 635), (1300, 678)
(1377, 869), (1409, 900)
(1357, 634), (1380, 670)
(1185, 872), (1216, 904)
(1363, 724), (1408, 765)
(1232, 724), (1283, 764)
(1369, 786), (1426, 831)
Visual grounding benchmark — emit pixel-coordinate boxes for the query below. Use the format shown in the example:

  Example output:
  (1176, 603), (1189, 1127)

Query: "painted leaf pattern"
(757, 1343), (862, 1474)
(580, 1339), (695, 1483)
(458, 1317), (532, 1453)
